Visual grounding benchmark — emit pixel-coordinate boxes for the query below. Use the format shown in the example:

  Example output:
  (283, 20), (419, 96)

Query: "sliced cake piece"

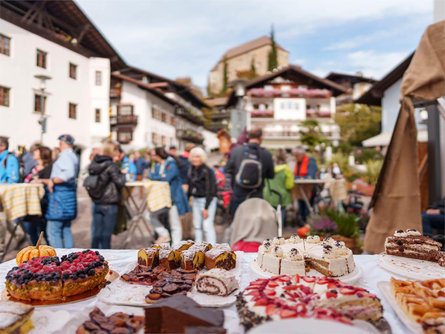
(159, 249), (178, 270)
(280, 247), (305, 275)
(204, 244), (236, 270)
(196, 269), (239, 296)
(0, 301), (34, 334)
(138, 248), (160, 267)
(385, 229), (442, 262)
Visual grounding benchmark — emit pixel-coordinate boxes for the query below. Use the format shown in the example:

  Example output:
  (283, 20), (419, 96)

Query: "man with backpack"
(225, 128), (274, 217)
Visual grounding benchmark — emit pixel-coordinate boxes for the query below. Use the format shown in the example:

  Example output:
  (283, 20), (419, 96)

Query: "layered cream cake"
(385, 229), (442, 262)
(256, 235), (355, 277)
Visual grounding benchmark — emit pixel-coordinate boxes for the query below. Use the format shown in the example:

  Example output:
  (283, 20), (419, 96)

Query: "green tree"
(299, 119), (326, 152)
(251, 57), (256, 74)
(221, 56), (228, 95)
(267, 25), (278, 71)
(334, 103), (381, 146)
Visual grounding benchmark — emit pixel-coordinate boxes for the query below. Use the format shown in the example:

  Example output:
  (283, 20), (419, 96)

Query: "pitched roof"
(112, 73), (177, 106)
(118, 66), (209, 109)
(225, 65), (347, 107)
(325, 72), (376, 85)
(0, 0), (125, 70)
(211, 35), (288, 71)
(355, 52), (414, 106)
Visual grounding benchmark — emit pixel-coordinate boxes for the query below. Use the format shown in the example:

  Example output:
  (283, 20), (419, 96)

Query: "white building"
(110, 67), (217, 152)
(225, 65), (346, 148)
(356, 53), (428, 147)
(0, 0), (125, 167)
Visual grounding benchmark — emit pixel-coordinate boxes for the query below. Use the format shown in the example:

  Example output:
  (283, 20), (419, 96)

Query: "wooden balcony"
(110, 115), (138, 128)
(250, 109), (274, 118)
(176, 129), (204, 144)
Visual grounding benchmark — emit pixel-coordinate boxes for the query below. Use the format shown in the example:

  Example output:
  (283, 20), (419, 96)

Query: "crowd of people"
(1, 128), (443, 254)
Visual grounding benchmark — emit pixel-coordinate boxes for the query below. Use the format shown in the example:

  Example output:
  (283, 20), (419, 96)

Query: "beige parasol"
(364, 20), (445, 253)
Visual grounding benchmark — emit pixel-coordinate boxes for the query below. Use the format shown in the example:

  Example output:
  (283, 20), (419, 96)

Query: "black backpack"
(235, 144), (263, 189)
(83, 165), (111, 200)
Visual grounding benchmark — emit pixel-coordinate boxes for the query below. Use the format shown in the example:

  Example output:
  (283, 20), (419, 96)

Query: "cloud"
(76, 0), (432, 88)
(346, 50), (408, 79)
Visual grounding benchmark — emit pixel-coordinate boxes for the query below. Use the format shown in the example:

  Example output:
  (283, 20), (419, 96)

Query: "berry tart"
(5, 250), (109, 302)
(237, 274), (383, 330)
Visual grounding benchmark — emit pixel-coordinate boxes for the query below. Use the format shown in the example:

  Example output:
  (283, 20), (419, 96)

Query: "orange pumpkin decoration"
(16, 232), (56, 264)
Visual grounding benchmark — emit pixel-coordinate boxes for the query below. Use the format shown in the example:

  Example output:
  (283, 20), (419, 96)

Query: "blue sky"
(77, 0), (433, 90)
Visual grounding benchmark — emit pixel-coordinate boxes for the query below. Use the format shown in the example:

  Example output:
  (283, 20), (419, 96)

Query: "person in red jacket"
(293, 146), (318, 223)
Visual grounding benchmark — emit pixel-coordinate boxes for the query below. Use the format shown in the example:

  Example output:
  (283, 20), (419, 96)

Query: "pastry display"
(145, 295), (224, 333)
(137, 242), (233, 271)
(256, 235), (355, 277)
(16, 232), (56, 265)
(390, 277), (445, 326)
(385, 229), (442, 262)
(204, 244), (237, 270)
(237, 274), (383, 330)
(196, 269), (239, 296)
(76, 307), (144, 334)
(0, 301), (34, 334)
(5, 250), (108, 302)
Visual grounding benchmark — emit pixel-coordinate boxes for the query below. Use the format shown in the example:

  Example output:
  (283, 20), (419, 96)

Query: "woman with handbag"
(87, 140), (126, 249)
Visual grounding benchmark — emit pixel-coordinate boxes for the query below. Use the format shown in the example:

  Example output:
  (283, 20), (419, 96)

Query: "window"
(170, 116), (176, 126)
(34, 94), (46, 113)
(161, 135), (167, 146)
(0, 86), (10, 107)
(95, 108), (101, 123)
(68, 103), (77, 119)
(288, 102), (292, 109)
(161, 112), (167, 123)
(281, 102), (285, 109)
(69, 63), (77, 79)
(118, 129), (132, 143)
(118, 104), (133, 116)
(152, 107), (161, 120)
(152, 132), (159, 145)
(36, 49), (47, 68)
(95, 71), (102, 86)
(0, 34), (11, 56)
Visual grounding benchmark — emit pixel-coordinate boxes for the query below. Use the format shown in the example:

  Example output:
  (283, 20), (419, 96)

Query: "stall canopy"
(364, 20), (445, 253)
(362, 129), (428, 147)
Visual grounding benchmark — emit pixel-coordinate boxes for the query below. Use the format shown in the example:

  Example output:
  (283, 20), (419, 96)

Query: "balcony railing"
(176, 129), (204, 144)
(306, 109), (332, 118)
(110, 115), (138, 127)
(263, 131), (300, 138)
(248, 88), (331, 98)
(250, 109), (274, 118)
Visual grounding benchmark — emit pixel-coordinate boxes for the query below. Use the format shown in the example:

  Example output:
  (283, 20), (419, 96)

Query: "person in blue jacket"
(37, 135), (79, 248)
(148, 147), (190, 244)
(117, 146), (137, 181)
(0, 137), (19, 184)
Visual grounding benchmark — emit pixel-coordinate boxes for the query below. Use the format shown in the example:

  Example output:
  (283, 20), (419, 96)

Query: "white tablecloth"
(0, 250), (408, 334)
